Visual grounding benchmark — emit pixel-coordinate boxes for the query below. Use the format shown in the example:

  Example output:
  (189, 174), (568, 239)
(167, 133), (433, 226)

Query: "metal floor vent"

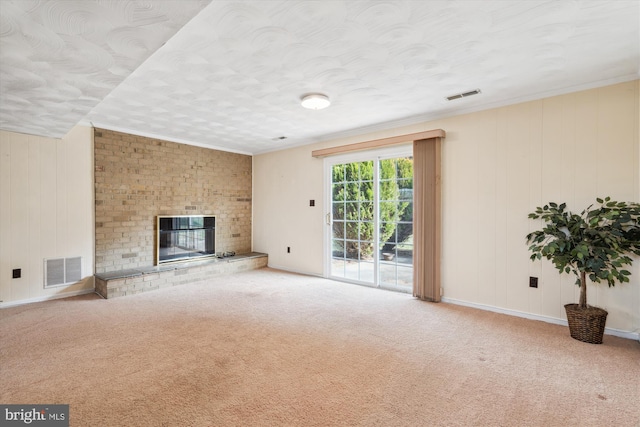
(44, 257), (82, 288)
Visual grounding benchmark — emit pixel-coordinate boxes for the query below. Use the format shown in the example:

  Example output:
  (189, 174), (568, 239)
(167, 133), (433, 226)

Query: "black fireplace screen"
(157, 215), (215, 264)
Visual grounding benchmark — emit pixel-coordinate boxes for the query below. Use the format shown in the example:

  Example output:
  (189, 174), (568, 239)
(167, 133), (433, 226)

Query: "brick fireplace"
(94, 129), (253, 275)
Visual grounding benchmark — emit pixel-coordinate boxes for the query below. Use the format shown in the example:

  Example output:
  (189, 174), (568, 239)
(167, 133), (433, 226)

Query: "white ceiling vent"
(44, 257), (82, 288)
(446, 89), (482, 101)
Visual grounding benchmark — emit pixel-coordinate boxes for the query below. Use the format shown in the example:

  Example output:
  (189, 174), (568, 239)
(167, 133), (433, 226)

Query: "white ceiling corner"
(1, 0), (639, 154)
(0, 0), (211, 138)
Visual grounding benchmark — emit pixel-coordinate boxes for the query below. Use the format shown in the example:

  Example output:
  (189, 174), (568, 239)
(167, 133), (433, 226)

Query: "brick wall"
(94, 129), (252, 274)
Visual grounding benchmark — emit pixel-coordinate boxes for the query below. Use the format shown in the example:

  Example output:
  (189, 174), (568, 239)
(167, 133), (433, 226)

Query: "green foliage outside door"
(332, 158), (413, 260)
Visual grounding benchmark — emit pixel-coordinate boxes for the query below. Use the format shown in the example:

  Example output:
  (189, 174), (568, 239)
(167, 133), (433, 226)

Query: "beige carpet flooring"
(1, 268), (639, 426)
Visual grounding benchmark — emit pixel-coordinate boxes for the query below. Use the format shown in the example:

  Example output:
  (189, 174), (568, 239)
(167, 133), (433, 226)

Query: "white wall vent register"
(44, 257), (82, 288)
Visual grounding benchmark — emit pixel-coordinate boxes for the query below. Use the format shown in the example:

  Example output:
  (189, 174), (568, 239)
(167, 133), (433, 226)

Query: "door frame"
(323, 145), (413, 287)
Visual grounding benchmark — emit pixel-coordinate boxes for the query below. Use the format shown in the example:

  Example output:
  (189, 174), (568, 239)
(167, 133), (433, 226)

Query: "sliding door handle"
(326, 213), (331, 225)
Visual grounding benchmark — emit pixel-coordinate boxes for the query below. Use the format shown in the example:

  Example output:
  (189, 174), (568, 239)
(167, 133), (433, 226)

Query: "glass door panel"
(330, 161), (375, 284)
(378, 157), (413, 291)
(329, 155), (413, 291)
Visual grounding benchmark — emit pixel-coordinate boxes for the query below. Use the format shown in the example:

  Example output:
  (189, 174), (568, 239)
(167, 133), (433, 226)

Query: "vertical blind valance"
(311, 130), (445, 158)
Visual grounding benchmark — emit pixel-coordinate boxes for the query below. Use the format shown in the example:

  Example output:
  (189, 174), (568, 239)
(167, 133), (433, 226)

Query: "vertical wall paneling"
(252, 144), (324, 274)
(66, 127), (93, 260)
(0, 127), (94, 306)
(493, 108), (508, 309)
(446, 117), (479, 301)
(27, 136), (42, 297)
(441, 124), (461, 300)
(460, 119), (480, 302)
(527, 101), (544, 315)
(540, 95), (570, 318)
(504, 103), (533, 313)
(40, 139), (57, 272)
(573, 91), (599, 310)
(476, 110), (499, 307)
(439, 128), (455, 298)
(10, 136), (29, 301)
(0, 133), (10, 303)
(56, 139), (68, 262)
(593, 83), (638, 327)
(596, 83), (636, 199)
(637, 82), (640, 338)
(561, 94), (581, 307)
(573, 91), (598, 200)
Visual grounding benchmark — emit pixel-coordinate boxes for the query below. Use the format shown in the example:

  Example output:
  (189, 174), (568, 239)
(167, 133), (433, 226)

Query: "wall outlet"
(12, 268), (21, 279)
(287, 247), (290, 253)
(309, 200), (315, 207)
(529, 276), (538, 288)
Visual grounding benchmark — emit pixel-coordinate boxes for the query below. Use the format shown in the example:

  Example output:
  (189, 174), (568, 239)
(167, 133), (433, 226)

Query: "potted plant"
(526, 197), (640, 344)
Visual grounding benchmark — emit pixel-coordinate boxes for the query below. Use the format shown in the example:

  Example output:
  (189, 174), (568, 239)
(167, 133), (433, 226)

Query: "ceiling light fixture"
(301, 93), (330, 110)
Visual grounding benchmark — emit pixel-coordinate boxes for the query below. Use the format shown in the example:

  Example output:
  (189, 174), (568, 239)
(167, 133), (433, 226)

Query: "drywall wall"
(0, 126), (95, 306)
(253, 80), (640, 336)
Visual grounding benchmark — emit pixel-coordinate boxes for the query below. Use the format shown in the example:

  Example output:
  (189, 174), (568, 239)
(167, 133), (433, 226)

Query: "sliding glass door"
(327, 149), (413, 292)
(330, 160), (376, 284)
(378, 157), (414, 290)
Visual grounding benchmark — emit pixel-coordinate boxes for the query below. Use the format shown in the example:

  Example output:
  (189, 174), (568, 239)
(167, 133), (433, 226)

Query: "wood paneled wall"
(0, 126), (95, 305)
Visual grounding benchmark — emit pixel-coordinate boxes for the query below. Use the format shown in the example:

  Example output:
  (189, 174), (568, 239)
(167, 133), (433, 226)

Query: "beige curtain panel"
(412, 137), (442, 302)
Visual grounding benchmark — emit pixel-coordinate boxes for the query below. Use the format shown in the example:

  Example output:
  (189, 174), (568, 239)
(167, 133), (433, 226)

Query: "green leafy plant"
(526, 197), (640, 309)
(332, 159), (412, 259)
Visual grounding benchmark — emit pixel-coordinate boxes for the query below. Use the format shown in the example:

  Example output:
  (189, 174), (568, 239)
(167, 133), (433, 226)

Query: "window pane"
(332, 164), (345, 182)
(359, 201), (374, 220)
(346, 183), (359, 201)
(332, 259), (346, 278)
(359, 220), (373, 241)
(396, 223), (413, 242)
(379, 159), (395, 179)
(359, 260), (374, 282)
(332, 202), (344, 220)
(345, 221), (359, 240)
(359, 161), (374, 180)
(345, 163), (358, 181)
(380, 262), (396, 284)
(396, 265), (413, 288)
(332, 183), (345, 201)
(344, 202), (358, 220)
(397, 244), (413, 266)
(359, 181), (373, 201)
(345, 260), (359, 280)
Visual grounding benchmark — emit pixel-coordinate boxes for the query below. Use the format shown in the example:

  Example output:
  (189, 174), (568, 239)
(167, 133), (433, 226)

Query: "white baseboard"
(0, 289), (96, 309)
(266, 263), (324, 278)
(441, 297), (640, 342)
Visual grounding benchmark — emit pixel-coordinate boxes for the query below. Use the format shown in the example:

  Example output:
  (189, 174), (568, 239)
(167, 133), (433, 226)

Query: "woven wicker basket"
(564, 304), (608, 344)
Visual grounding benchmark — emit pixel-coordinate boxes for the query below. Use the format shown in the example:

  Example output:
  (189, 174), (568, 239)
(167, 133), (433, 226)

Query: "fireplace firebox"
(157, 215), (215, 264)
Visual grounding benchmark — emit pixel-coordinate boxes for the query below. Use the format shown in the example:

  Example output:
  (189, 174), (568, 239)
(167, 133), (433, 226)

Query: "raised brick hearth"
(95, 252), (267, 298)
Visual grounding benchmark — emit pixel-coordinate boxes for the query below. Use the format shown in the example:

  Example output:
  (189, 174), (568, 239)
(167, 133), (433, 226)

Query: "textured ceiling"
(1, 1), (639, 155)
(0, 0), (211, 138)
